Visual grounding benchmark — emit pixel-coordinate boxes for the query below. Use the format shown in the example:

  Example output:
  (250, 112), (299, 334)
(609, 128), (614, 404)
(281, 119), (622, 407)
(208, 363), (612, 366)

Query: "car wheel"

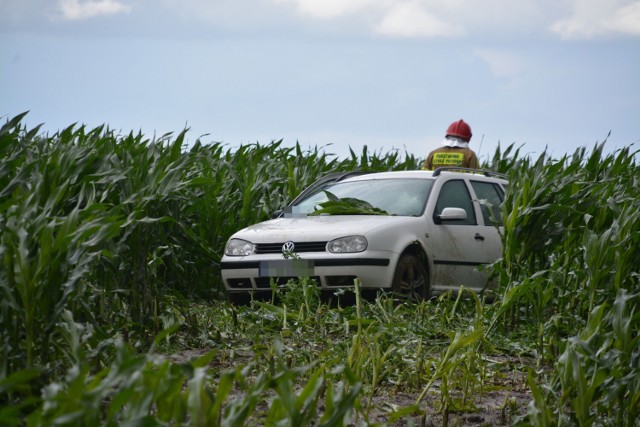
(391, 253), (429, 301)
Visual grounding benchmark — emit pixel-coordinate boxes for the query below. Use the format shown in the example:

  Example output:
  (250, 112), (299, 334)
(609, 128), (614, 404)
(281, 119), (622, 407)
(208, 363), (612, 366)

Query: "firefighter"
(422, 119), (479, 170)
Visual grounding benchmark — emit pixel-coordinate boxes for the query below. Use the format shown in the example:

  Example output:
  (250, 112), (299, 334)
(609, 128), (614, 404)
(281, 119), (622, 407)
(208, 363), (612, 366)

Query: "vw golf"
(221, 168), (507, 300)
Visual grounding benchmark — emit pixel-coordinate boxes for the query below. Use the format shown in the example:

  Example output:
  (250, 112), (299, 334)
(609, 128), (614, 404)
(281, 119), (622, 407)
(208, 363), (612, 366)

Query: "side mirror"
(272, 209), (283, 219)
(435, 207), (467, 224)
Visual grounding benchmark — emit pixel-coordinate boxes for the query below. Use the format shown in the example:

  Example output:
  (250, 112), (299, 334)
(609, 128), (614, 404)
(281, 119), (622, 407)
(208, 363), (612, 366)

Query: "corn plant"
(415, 289), (485, 416)
(523, 290), (639, 426)
(0, 120), (124, 374)
(489, 139), (640, 424)
(3, 112), (639, 425)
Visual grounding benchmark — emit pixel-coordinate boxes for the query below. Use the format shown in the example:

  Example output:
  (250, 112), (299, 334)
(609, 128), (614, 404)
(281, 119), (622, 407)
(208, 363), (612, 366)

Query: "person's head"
(446, 119), (472, 142)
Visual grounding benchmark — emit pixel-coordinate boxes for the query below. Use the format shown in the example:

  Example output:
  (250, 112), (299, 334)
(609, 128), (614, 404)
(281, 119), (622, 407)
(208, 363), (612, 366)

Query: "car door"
(426, 178), (500, 293)
(468, 180), (504, 278)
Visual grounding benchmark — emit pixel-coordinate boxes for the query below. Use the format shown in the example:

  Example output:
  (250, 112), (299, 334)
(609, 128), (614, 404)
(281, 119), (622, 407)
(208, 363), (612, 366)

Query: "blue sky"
(1, 0), (639, 162)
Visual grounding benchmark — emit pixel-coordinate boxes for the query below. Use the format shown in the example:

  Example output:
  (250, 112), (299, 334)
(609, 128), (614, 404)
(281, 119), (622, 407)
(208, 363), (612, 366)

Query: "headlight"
(225, 239), (255, 256)
(327, 235), (367, 253)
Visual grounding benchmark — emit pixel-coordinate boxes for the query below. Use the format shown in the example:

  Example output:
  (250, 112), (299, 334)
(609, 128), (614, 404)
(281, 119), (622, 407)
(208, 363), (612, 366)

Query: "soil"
(169, 349), (533, 426)
(365, 384), (531, 426)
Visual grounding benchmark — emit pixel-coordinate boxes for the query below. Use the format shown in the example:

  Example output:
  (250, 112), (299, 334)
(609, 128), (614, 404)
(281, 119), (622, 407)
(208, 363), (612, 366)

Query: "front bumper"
(221, 252), (394, 292)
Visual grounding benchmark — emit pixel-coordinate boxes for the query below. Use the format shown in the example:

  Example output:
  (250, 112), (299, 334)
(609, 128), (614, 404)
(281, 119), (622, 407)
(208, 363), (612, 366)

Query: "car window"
(471, 181), (504, 226)
(434, 180), (476, 225)
(293, 178), (434, 216)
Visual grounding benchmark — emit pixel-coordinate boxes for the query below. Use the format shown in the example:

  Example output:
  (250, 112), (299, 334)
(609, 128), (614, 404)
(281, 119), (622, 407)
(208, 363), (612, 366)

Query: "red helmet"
(446, 119), (472, 141)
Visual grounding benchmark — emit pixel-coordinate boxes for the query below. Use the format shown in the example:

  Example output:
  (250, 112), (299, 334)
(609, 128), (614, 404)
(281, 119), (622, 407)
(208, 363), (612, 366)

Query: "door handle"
(474, 233), (485, 241)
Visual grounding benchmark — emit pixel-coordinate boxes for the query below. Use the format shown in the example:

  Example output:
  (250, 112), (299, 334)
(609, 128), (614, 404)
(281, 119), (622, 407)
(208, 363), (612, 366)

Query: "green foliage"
(311, 191), (389, 216)
(489, 140), (640, 425)
(20, 338), (362, 427)
(1, 113), (639, 425)
(0, 113), (419, 371)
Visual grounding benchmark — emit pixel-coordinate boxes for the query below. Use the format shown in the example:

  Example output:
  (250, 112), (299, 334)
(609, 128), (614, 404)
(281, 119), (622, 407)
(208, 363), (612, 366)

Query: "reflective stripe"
(432, 152), (464, 166)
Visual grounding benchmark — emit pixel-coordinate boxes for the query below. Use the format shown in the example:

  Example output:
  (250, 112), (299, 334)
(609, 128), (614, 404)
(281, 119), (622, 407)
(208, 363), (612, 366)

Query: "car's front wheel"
(391, 253), (429, 301)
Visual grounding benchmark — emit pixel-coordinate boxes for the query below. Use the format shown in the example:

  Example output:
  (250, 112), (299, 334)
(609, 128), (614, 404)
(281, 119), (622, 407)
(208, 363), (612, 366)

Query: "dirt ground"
(170, 349), (533, 426)
(365, 388), (531, 426)
(348, 360), (531, 426)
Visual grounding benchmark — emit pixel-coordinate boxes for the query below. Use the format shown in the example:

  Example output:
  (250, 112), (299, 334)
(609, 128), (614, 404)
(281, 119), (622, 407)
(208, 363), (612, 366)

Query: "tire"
(391, 253), (429, 301)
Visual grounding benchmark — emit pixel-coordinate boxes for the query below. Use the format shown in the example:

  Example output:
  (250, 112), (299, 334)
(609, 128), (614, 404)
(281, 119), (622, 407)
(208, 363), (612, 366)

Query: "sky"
(1, 0), (639, 163)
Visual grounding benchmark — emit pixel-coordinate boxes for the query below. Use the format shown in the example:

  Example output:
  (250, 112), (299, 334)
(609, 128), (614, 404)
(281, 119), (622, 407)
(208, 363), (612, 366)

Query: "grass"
(1, 112), (639, 425)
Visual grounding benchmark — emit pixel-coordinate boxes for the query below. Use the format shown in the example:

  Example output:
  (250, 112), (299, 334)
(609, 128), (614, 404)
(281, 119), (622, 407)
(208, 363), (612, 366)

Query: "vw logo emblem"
(282, 241), (295, 253)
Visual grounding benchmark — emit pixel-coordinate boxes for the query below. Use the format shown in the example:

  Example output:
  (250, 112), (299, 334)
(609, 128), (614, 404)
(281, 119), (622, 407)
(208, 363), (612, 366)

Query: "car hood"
(231, 215), (413, 242)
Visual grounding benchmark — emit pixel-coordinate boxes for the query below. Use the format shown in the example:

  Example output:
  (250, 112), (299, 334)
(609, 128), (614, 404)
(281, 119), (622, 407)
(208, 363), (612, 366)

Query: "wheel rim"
(396, 259), (427, 300)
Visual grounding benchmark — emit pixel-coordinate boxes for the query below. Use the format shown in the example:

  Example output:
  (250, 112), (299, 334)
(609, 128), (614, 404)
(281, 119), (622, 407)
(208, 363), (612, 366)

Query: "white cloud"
(32, 0), (639, 39)
(273, 0), (380, 19)
(273, 0), (640, 40)
(550, 0), (640, 39)
(273, 0), (466, 38)
(608, 1), (640, 35)
(375, 2), (463, 38)
(271, 0), (552, 39)
(57, 0), (131, 21)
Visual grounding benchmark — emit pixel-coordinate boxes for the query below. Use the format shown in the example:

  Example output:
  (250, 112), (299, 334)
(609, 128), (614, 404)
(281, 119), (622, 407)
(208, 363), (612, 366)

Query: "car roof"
(283, 168), (508, 214)
(342, 170), (433, 181)
(339, 169), (508, 184)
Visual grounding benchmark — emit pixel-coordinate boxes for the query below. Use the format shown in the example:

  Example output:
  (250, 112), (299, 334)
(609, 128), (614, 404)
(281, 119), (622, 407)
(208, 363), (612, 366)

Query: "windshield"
(293, 178), (434, 216)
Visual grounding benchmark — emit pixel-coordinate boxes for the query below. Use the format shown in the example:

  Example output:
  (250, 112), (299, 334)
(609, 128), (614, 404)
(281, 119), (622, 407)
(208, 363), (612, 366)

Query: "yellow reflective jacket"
(422, 146), (479, 170)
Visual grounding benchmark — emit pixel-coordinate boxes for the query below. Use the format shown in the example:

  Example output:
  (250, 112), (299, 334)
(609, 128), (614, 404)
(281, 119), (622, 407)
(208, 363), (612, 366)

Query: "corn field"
(0, 112), (638, 426)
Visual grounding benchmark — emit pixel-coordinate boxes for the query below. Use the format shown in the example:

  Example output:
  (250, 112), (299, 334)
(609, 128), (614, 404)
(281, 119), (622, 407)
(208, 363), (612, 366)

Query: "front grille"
(254, 241), (328, 254)
(255, 276), (321, 289)
(227, 278), (253, 289)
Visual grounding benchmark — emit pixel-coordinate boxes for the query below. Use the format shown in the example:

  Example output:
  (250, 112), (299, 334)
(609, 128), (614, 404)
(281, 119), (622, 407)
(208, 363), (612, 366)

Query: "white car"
(221, 168), (507, 300)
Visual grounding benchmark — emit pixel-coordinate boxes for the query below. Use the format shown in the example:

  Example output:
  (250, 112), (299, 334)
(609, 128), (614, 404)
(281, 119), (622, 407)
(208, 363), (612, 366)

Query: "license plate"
(259, 259), (315, 277)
